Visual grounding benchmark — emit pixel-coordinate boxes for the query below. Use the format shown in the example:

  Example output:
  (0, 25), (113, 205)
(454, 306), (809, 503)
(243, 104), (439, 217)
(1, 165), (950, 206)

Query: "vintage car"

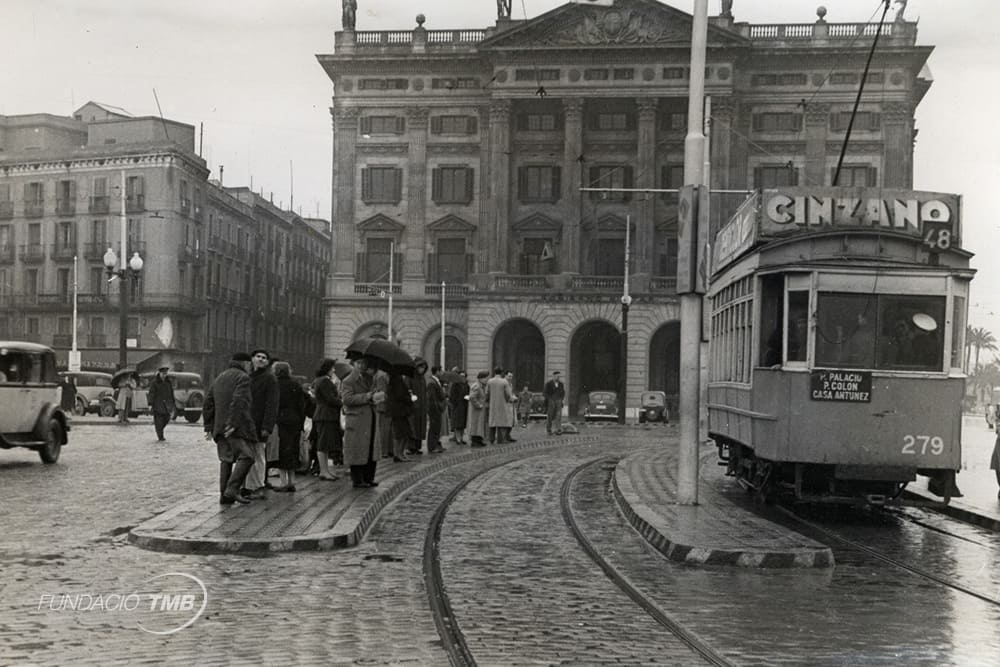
(637, 390), (670, 424)
(101, 371), (206, 422)
(59, 370), (114, 416)
(528, 392), (547, 420)
(0, 342), (71, 463)
(582, 390), (619, 422)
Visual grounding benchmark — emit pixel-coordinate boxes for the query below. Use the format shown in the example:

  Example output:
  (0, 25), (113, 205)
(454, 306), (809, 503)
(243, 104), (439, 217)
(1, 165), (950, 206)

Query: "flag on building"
(540, 241), (555, 262)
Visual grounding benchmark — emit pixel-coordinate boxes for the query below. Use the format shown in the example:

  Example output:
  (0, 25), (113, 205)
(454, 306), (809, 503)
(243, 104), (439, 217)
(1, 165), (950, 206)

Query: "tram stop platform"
(127, 424), (997, 564)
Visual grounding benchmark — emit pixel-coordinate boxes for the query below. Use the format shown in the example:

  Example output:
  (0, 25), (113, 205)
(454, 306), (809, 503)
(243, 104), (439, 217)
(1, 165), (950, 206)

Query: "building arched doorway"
(491, 319), (545, 391)
(648, 321), (681, 416)
(428, 334), (465, 372)
(569, 321), (621, 417)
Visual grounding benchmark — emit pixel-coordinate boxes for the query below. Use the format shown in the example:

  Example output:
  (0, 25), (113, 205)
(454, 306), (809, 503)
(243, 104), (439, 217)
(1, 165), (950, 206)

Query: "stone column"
(562, 98), (584, 274)
(405, 106), (429, 290)
(882, 102), (913, 188)
(476, 105), (491, 284)
(332, 107), (358, 294)
(635, 98), (658, 280)
(804, 102), (830, 186)
(487, 100), (511, 273)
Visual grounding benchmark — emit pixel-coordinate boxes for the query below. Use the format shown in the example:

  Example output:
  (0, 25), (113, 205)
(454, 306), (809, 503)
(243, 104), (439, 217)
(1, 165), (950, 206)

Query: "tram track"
(560, 458), (735, 667)
(776, 505), (1000, 609)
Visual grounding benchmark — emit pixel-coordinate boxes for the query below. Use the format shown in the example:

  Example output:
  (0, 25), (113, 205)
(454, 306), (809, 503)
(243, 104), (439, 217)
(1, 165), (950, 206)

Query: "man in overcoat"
(406, 357), (429, 455)
(341, 356), (384, 488)
(486, 367), (514, 444)
(243, 349), (278, 499)
(204, 352), (257, 504)
(148, 366), (176, 441)
(426, 365), (447, 453)
(543, 370), (565, 435)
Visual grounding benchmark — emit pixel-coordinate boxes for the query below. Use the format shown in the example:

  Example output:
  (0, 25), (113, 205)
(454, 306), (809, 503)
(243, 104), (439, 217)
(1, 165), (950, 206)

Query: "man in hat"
(243, 348), (278, 499)
(543, 370), (565, 435)
(148, 365), (176, 441)
(204, 352), (257, 504)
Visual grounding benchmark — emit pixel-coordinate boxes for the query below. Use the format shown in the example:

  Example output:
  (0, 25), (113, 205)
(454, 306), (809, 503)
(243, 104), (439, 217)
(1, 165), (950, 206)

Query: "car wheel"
(73, 395), (88, 416)
(39, 419), (64, 464)
(99, 400), (117, 418)
(184, 393), (204, 423)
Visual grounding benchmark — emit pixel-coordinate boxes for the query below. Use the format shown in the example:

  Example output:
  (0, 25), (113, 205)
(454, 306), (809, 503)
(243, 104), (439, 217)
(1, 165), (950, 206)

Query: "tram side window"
(759, 276), (784, 366)
(787, 291), (808, 362)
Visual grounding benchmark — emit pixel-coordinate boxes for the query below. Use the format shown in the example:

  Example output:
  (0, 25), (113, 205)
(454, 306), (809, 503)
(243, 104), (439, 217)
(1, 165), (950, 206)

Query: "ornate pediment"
(357, 214), (404, 232)
(427, 214), (476, 232)
(479, 0), (747, 50)
(513, 213), (562, 233)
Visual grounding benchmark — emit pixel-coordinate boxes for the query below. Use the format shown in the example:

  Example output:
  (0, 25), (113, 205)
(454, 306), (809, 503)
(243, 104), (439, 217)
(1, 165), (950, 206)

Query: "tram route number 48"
(922, 223), (952, 251)
(901, 434), (945, 456)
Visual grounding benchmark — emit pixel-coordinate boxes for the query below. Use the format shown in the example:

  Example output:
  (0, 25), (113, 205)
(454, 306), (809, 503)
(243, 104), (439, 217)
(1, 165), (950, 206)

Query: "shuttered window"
(361, 167), (403, 203)
(517, 166), (561, 203)
(432, 166), (474, 204)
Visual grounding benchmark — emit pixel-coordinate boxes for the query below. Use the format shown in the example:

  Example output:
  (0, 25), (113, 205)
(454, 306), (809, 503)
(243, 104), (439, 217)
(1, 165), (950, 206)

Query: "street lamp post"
(103, 248), (143, 370)
(619, 214), (632, 425)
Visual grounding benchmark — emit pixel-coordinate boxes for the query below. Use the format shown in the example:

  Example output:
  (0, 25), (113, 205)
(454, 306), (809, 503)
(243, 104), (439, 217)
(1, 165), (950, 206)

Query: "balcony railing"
(571, 276), (625, 291)
(0, 201), (13, 219)
(55, 199), (75, 216)
(78, 293), (109, 306)
(51, 243), (77, 261)
(126, 195), (145, 212)
(37, 293), (71, 306)
(24, 202), (44, 217)
(425, 283), (470, 298)
(493, 275), (550, 290)
(89, 196), (110, 214)
(84, 242), (108, 260)
(649, 277), (678, 293)
(354, 282), (402, 296)
(20, 243), (45, 263)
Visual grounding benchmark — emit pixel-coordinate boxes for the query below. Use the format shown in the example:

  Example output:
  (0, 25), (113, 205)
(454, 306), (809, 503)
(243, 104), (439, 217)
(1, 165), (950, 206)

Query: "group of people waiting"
(203, 348), (568, 505)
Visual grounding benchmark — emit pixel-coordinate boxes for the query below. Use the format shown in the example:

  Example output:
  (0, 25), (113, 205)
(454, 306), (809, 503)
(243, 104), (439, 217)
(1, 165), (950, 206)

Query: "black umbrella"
(111, 367), (138, 387)
(440, 370), (464, 384)
(345, 337), (415, 370)
(333, 359), (354, 380)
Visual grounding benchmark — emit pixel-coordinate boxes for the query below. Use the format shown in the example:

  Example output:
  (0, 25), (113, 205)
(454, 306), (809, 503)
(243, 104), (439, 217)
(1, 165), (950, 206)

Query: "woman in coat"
(273, 361), (306, 492)
(468, 371), (489, 447)
(448, 371), (470, 445)
(312, 359), (343, 480)
(116, 373), (137, 424)
(341, 356), (384, 488)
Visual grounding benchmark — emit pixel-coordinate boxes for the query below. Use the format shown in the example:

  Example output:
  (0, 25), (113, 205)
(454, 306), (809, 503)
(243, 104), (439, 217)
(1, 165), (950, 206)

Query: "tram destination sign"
(759, 188), (961, 249)
(810, 369), (872, 403)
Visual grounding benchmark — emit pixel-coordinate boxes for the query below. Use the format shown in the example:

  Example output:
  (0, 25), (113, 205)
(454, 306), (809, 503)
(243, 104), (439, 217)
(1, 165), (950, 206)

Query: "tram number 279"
(901, 435), (945, 455)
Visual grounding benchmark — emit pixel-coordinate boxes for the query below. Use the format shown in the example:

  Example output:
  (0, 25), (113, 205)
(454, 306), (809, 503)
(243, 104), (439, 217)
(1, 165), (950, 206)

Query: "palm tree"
(966, 326), (997, 372)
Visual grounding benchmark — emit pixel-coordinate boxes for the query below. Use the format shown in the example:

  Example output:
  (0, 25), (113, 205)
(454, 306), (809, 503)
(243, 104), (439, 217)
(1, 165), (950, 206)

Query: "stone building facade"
(316, 0), (930, 416)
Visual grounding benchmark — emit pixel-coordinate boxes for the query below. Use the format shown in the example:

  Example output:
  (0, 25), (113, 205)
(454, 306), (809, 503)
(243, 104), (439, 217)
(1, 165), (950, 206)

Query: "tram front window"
(815, 293), (945, 371)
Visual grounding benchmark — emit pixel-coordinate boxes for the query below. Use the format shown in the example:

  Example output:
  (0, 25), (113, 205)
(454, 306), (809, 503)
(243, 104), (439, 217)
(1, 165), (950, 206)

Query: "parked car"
(528, 392), (547, 420)
(59, 370), (114, 416)
(101, 371), (205, 423)
(638, 390), (669, 424)
(582, 390), (619, 422)
(0, 342), (71, 463)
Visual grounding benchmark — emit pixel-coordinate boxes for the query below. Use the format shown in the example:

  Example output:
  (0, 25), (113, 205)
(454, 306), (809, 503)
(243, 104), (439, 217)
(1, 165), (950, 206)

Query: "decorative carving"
(357, 214), (405, 232)
(497, 0), (511, 20)
(712, 97), (737, 118)
(358, 144), (408, 155)
(881, 101), (912, 123)
(538, 8), (684, 46)
(637, 98), (658, 122)
(406, 106), (430, 128)
(489, 100), (511, 124)
(334, 107), (360, 128)
(342, 0), (356, 31)
(803, 103), (831, 125)
(428, 214), (477, 232)
(721, 0), (734, 19)
(563, 98), (584, 124)
(427, 143), (481, 156)
(512, 213), (562, 232)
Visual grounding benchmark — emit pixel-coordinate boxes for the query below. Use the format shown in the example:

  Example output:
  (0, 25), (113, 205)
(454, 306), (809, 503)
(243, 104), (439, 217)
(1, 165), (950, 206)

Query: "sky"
(2, 0), (998, 351)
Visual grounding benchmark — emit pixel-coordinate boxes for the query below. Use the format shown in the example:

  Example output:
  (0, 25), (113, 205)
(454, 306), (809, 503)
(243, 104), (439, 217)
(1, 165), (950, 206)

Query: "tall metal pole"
(618, 214), (631, 424)
(387, 241), (394, 341)
(440, 282), (446, 368)
(119, 170), (128, 371)
(678, 0), (708, 505)
(70, 254), (80, 372)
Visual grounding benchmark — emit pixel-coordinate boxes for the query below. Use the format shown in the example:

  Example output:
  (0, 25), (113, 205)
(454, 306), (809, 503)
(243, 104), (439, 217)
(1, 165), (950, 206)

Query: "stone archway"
(648, 321), (681, 416)
(491, 319), (545, 391)
(569, 320), (621, 417)
(428, 334), (465, 372)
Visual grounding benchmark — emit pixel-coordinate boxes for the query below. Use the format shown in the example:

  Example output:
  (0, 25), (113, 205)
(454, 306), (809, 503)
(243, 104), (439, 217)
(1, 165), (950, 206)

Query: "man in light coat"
(468, 371), (489, 447)
(486, 366), (514, 444)
(341, 356), (384, 488)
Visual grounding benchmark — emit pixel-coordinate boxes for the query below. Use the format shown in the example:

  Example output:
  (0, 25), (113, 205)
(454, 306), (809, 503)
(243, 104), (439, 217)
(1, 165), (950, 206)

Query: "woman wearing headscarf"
(272, 361), (306, 492)
(312, 358), (343, 481)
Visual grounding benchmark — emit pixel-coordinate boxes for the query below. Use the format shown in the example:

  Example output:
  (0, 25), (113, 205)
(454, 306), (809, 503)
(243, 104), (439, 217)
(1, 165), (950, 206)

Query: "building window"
(752, 112), (803, 132)
(612, 68), (634, 80)
(361, 167), (403, 203)
(91, 266), (104, 295)
(590, 112), (633, 131)
(429, 238), (472, 284)
(584, 68), (609, 81)
(431, 77), (479, 89)
(0, 184), (11, 219)
(360, 116), (405, 135)
(515, 68), (559, 81)
(56, 180), (76, 215)
(754, 164), (799, 188)
(752, 73), (808, 86)
(90, 177), (109, 213)
(662, 67), (686, 80)
(25, 268), (39, 295)
(832, 165), (878, 187)
(517, 114), (561, 131)
(357, 237), (401, 284)
(0, 224), (12, 251)
(657, 238), (678, 277)
(595, 238), (625, 276)
(24, 182), (44, 217)
(430, 115), (478, 135)
(126, 175), (144, 211)
(660, 164), (684, 201)
(432, 166), (474, 204)
(358, 78), (408, 90)
(521, 237), (557, 275)
(180, 180), (190, 216)
(659, 112), (687, 131)
(517, 166), (561, 203)
(830, 111), (882, 132)
(588, 166), (633, 201)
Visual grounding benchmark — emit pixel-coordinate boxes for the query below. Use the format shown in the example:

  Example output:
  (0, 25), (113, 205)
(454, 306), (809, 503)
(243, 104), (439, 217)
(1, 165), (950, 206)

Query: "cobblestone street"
(1, 422), (998, 665)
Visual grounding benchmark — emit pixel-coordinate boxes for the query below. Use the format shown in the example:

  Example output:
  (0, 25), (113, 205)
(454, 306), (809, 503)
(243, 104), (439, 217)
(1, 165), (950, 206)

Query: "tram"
(707, 187), (973, 505)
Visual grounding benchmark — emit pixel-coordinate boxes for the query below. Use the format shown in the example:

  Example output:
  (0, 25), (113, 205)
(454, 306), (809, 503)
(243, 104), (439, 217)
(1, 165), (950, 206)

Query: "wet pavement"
(0, 418), (997, 664)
